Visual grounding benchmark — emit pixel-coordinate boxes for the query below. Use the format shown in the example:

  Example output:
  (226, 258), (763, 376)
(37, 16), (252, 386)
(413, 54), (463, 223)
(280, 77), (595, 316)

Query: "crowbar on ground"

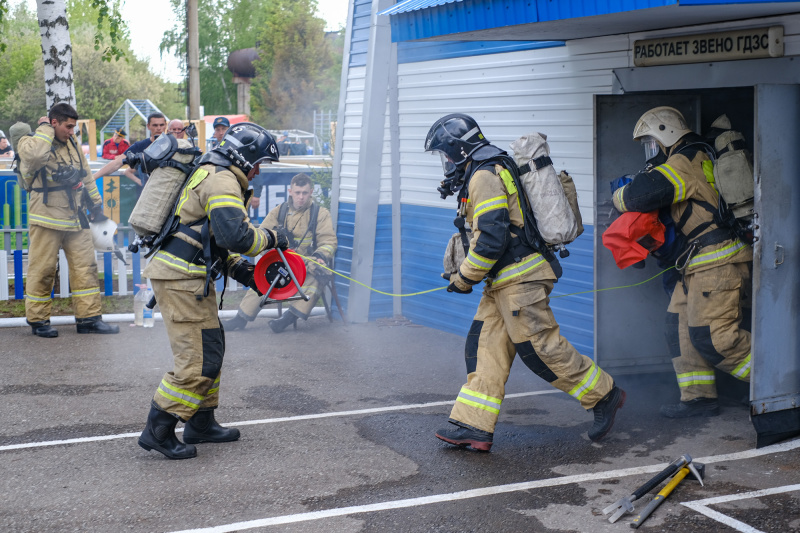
(603, 454), (694, 523)
(630, 462), (705, 529)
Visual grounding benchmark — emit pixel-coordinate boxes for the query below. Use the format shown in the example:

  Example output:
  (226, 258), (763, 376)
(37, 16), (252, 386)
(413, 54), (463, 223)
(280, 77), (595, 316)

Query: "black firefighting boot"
(138, 402), (197, 459)
(269, 310), (298, 333)
(588, 385), (626, 442)
(28, 320), (58, 338)
(435, 421), (493, 452)
(183, 408), (241, 444)
(660, 397), (719, 418)
(76, 315), (120, 334)
(223, 314), (248, 331)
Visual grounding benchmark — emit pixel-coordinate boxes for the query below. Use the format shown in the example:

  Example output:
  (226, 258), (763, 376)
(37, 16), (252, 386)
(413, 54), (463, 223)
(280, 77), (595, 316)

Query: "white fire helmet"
(90, 218), (118, 253)
(632, 106), (692, 149)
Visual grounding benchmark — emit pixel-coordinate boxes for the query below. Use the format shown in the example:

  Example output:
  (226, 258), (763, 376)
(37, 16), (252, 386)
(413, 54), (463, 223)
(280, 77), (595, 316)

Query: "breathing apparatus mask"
(640, 135), (667, 167)
(435, 152), (466, 199)
(52, 166), (86, 188)
(425, 113), (488, 199)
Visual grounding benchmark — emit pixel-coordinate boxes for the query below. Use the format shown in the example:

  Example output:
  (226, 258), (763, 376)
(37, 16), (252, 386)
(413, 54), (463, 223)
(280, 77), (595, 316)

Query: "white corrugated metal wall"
(333, 6), (800, 336)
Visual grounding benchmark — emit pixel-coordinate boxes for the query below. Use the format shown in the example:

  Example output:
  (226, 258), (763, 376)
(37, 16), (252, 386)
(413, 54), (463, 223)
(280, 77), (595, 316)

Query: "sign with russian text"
(634, 26), (784, 67)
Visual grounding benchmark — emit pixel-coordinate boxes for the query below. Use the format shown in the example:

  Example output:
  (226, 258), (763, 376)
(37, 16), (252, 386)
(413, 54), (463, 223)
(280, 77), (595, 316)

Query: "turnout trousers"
(237, 271), (322, 320)
(151, 278), (225, 420)
(449, 280), (615, 433)
(25, 225), (101, 323)
(667, 262), (752, 401)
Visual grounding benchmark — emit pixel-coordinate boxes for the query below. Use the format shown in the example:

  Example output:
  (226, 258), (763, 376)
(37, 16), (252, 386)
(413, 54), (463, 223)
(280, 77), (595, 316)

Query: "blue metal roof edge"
(397, 40), (564, 64)
(383, 0), (679, 43)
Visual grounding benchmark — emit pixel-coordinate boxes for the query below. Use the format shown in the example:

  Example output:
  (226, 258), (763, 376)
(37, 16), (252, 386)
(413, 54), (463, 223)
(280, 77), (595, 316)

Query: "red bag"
(602, 211), (666, 269)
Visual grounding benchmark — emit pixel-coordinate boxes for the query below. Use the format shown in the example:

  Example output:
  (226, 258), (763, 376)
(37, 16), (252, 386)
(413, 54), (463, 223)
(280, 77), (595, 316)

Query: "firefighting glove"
(229, 259), (262, 296)
(89, 204), (108, 223)
(265, 228), (290, 251)
(441, 272), (473, 294)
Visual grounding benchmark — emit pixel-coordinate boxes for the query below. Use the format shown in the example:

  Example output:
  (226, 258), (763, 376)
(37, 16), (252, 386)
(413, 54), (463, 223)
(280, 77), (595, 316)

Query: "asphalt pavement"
(1, 315), (798, 532)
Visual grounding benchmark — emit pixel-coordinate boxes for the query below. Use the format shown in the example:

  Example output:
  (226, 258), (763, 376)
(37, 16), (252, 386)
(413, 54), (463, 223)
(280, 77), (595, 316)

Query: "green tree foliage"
(0, 0), (183, 138)
(160, 0), (271, 116)
(251, 0), (342, 131)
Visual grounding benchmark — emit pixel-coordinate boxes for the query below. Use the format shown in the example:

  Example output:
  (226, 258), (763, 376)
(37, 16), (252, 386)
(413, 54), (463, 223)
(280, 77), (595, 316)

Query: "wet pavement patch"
(0, 383), (126, 396)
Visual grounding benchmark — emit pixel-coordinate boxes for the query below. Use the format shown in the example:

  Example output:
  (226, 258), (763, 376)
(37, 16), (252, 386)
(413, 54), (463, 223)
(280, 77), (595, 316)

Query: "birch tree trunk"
(35, 0), (76, 110)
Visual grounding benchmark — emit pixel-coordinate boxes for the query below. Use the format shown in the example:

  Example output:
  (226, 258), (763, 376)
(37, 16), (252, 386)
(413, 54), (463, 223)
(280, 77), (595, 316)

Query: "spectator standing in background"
(0, 134), (13, 158)
(92, 113), (166, 197)
(124, 113), (166, 191)
(168, 119), (186, 139)
(101, 129), (130, 160)
(210, 116), (229, 149)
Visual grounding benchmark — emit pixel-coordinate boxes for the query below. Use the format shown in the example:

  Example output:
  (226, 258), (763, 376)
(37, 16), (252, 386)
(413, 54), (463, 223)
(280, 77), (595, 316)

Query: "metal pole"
(187, 0), (201, 120)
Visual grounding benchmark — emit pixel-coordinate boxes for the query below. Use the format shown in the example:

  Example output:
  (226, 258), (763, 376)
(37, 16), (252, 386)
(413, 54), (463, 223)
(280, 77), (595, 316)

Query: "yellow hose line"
(296, 253), (675, 299)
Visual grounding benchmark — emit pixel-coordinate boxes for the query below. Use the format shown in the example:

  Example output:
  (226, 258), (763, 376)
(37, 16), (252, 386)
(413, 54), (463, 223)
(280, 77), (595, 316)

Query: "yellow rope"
(297, 254), (447, 297)
(296, 253), (676, 300)
(550, 266), (676, 299)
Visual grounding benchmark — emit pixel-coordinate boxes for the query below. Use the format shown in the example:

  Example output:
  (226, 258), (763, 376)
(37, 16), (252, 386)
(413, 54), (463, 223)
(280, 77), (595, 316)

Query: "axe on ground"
(603, 454), (700, 523)
(630, 462), (705, 529)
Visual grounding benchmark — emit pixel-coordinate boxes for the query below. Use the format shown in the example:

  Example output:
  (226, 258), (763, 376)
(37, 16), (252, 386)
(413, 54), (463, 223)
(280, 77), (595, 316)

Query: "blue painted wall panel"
(400, 203), (596, 355)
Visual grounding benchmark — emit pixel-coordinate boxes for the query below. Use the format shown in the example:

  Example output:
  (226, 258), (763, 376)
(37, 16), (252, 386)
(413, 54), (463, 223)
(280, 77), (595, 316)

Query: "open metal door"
(751, 84), (800, 447)
(594, 94), (700, 373)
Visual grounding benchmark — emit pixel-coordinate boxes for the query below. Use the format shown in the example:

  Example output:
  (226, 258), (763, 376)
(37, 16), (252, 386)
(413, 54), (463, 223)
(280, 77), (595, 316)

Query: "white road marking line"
(681, 484), (800, 533)
(166, 439), (800, 533)
(0, 390), (559, 452)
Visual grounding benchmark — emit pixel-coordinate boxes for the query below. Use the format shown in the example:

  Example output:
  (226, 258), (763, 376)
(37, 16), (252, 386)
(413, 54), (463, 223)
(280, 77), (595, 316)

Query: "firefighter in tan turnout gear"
(16, 103), (119, 338)
(224, 172), (337, 333)
(425, 114), (625, 451)
(613, 107), (752, 418)
(138, 123), (289, 460)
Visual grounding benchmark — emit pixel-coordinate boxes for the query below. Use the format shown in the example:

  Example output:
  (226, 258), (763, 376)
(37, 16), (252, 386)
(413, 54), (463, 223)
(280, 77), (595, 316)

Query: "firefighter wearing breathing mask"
(16, 103), (119, 338)
(612, 106), (752, 418)
(137, 123), (289, 460)
(425, 114), (625, 451)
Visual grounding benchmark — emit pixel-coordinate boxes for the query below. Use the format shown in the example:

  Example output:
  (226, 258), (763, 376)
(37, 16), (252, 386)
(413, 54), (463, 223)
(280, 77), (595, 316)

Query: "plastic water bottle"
(133, 284), (148, 326)
(143, 288), (155, 328)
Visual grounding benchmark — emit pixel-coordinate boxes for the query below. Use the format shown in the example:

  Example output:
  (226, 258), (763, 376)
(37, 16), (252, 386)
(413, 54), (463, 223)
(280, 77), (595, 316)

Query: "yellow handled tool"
(630, 462), (705, 529)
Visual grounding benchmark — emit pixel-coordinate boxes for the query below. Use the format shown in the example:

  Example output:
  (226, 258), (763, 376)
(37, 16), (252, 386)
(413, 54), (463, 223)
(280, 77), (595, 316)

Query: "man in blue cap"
(211, 116), (230, 149)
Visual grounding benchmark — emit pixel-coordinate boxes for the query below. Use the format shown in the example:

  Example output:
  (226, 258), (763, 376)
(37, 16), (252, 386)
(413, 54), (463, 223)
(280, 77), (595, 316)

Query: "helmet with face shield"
(633, 107), (692, 164)
(424, 113), (489, 198)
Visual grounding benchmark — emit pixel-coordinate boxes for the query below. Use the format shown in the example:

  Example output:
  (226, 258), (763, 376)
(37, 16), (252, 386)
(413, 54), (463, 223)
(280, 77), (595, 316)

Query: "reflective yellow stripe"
(473, 195), (507, 219)
(702, 160), (716, 190)
(498, 168), (517, 195)
(25, 293), (52, 302)
(466, 250), (495, 271)
(71, 287), (100, 298)
(732, 353), (752, 379)
(152, 251), (207, 275)
(175, 187), (191, 216)
(34, 132), (53, 144)
(208, 376), (221, 395)
(492, 254), (546, 286)
(687, 239), (747, 268)
(28, 213), (81, 229)
(655, 164), (686, 203)
(569, 362), (601, 400)
(456, 387), (501, 414)
(676, 371), (715, 387)
(614, 185), (627, 212)
(243, 229), (264, 256)
(206, 195), (246, 214)
(186, 168), (209, 189)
